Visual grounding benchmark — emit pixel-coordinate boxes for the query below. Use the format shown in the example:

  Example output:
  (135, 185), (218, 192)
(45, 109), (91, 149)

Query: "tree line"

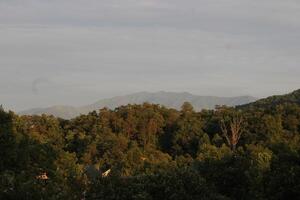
(1, 89), (300, 199)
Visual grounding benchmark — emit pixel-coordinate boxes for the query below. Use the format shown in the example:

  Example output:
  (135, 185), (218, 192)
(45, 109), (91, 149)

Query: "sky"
(0, 0), (300, 111)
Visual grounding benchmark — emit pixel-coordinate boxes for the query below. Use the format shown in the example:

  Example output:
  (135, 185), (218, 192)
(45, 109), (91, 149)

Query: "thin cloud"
(0, 0), (299, 111)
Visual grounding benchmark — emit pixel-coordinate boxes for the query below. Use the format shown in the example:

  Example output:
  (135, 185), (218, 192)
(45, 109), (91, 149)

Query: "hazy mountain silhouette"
(20, 91), (257, 119)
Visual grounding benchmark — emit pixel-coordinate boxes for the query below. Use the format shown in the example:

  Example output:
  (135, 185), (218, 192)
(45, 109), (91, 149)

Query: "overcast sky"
(1, 0), (300, 111)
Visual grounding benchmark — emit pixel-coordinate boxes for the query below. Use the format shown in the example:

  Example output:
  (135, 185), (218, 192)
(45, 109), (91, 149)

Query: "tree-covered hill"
(238, 89), (300, 110)
(1, 90), (300, 200)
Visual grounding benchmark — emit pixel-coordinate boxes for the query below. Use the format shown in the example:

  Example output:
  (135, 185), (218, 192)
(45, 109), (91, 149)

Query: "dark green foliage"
(238, 89), (300, 111)
(87, 169), (227, 200)
(263, 143), (300, 200)
(1, 90), (300, 199)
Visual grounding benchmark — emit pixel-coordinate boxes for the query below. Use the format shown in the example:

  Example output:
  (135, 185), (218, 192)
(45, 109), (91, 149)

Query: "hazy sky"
(1, 0), (300, 111)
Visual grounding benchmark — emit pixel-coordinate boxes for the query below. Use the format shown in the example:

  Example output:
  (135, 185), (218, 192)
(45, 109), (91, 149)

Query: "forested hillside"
(1, 90), (300, 200)
(239, 89), (300, 110)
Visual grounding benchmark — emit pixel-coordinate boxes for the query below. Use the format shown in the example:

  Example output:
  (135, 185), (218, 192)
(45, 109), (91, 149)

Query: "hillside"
(20, 91), (256, 119)
(238, 89), (300, 110)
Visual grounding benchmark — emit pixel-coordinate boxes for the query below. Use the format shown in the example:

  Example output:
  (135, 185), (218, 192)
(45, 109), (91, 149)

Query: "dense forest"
(1, 89), (300, 200)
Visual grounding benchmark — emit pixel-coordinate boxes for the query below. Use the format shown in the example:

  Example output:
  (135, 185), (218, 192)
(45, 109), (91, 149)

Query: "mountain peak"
(20, 91), (257, 119)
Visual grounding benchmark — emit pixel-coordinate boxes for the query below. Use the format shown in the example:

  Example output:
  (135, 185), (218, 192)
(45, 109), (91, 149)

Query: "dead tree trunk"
(220, 114), (243, 151)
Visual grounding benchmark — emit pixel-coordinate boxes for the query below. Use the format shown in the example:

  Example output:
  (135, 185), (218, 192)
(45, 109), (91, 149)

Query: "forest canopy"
(1, 89), (300, 200)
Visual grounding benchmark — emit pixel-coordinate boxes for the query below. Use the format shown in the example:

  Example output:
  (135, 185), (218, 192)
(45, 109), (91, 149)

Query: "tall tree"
(219, 108), (244, 151)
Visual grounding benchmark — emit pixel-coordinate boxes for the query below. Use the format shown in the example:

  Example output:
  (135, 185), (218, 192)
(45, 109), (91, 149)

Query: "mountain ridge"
(238, 89), (300, 109)
(19, 91), (257, 119)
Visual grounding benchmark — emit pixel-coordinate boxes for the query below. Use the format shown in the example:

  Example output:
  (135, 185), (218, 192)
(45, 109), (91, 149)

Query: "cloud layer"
(0, 0), (300, 111)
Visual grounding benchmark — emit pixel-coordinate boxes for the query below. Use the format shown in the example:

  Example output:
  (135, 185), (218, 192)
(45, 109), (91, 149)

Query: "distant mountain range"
(19, 91), (257, 119)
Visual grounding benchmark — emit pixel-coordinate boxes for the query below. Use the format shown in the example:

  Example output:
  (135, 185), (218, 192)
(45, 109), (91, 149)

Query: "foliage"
(1, 89), (300, 199)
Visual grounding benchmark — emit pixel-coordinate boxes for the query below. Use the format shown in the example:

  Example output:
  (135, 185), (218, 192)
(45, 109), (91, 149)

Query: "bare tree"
(220, 114), (243, 151)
